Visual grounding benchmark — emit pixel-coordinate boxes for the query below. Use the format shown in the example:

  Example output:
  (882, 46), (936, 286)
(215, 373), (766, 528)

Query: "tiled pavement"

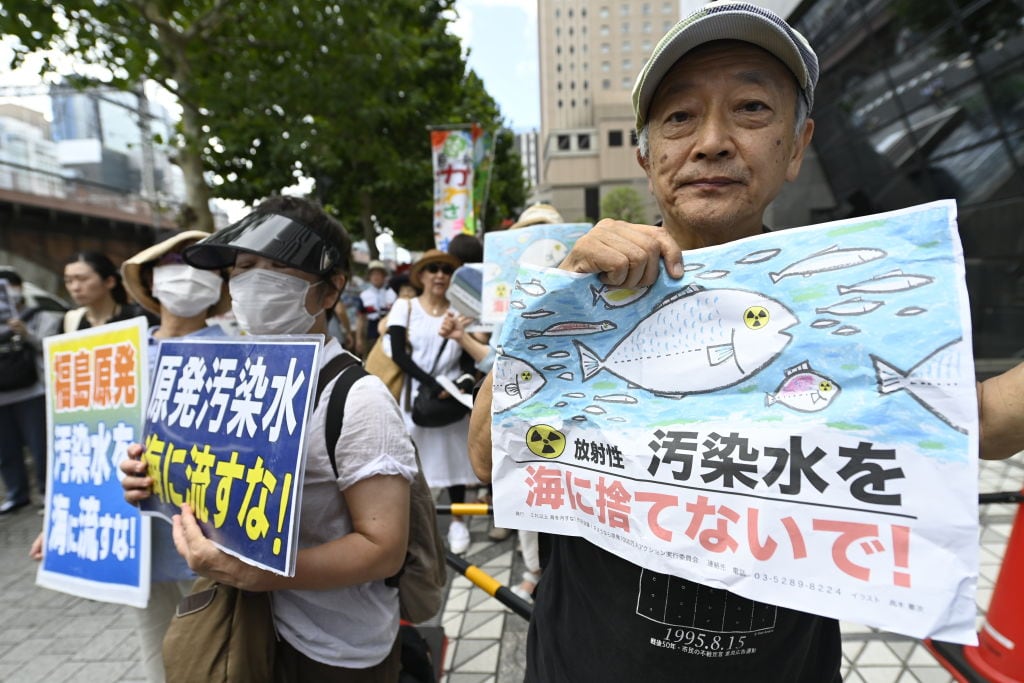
(0, 455), (1020, 682)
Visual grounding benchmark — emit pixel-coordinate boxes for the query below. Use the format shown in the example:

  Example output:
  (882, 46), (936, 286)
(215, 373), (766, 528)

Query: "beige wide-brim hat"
(510, 203), (565, 229)
(409, 249), (462, 290)
(122, 230), (232, 316)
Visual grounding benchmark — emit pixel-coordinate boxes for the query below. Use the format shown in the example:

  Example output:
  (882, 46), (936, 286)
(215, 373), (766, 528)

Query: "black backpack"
(314, 351), (447, 625)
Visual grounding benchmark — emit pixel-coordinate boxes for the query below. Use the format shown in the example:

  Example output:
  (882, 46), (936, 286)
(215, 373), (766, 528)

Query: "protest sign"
(37, 317), (151, 608)
(491, 200), (979, 643)
(139, 336), (321, 576)
(481, 222), (591, 326)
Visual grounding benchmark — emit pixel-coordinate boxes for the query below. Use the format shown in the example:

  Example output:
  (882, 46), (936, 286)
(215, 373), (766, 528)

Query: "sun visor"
(183, 212), (342, 275)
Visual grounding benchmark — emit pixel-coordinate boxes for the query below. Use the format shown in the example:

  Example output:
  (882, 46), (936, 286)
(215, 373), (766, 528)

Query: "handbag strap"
(429, 339), (449, 376)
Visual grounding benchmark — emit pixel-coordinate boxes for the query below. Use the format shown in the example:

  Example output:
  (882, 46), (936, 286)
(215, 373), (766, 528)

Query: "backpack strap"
(314, 349), (367, 478)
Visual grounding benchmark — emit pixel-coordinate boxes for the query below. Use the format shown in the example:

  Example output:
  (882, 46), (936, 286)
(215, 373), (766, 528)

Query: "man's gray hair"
(637, 93), (808, 162)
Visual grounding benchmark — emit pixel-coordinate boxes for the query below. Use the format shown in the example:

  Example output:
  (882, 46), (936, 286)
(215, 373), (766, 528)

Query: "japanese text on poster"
(139, 336), (321, 576)
(37, 317), (150, 608)
(491, 201), (979, 643)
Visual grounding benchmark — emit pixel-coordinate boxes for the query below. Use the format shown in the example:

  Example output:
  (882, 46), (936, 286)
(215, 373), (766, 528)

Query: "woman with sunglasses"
(387, 249), (481, 554)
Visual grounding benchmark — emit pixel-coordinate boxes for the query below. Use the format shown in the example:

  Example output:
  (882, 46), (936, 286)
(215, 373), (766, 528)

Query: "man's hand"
(559, 219), (684, 287)
(119, 443), (153, 504)
(172, 502), (263, 590)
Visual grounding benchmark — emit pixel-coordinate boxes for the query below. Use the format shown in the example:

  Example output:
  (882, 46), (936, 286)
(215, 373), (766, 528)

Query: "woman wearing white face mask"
(119, 196), (418, 682)
(117, 231), (232, 683)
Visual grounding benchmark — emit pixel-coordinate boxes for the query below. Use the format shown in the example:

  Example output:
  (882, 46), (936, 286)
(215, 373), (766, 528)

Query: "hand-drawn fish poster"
(37, 317), (151, 608)
(482, 222), (592, 326)
(491, 200), (979, 643)
(139, 336), (321, 576)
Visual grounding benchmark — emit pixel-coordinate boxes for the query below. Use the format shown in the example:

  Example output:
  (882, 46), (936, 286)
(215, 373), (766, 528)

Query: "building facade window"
(578, 134), (591, 150)
(608, 130), (624, 147)
(557, 134), (570, 150)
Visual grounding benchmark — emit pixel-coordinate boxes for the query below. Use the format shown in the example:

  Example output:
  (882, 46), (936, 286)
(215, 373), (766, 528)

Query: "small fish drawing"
(557, 372), (574, 381)
(525, 320), (617, 338)
(697, 269), (730, 280)
(832, 325), (860, 336)
(769, 245), (886, 283)
(528, 344), (547, 351)
(683, 262), (705, 273)
(896, 306), (927, 317)
(837, 269), (934, 296)
(766, 361), (841, 412)
(575, 284), (797, 397)
(736, 248), (781, 265)
(583, 405), (606, 415)
(871, 338), (970, 433)
(547, 351), (571, 358)
(522, 309), (556, 319)
(514, 279), (548, 297)
(544, 364), (566, 371)
(814, 297), (884, 316)
(564, 392), (586, 398)
(593, 394), (639, 404)
(554, 401), (568, 408)
(811, 319), (841, 329)
(571, 415), (588, 422)
(608, 417), (628, 423)
(591, 283), (651, 308)
(491, 356), (546, 413)
(510, 300), (527, 310)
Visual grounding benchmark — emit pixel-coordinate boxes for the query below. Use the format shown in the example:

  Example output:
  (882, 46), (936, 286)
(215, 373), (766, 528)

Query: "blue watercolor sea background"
(496, 201), (974, 463)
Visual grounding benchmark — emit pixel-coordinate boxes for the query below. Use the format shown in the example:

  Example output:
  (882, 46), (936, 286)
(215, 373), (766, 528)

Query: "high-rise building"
(538, 0), (682, 222)
(0, 104), (62, 197)
(515, 129), (541, 199)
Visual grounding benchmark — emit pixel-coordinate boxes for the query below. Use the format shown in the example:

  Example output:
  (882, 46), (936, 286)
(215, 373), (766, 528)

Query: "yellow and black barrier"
(435, 502), (493, 516)
(446, 552), (533, 621)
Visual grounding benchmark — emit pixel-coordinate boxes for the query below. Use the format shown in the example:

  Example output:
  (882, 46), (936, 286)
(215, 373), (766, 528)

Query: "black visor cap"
(183, 212), (343, 276)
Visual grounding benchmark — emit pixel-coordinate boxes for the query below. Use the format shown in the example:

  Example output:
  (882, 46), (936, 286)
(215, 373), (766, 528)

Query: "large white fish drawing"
(492, 355), (547, 413)
(870, 338), (970, 433)
(515, 279), (548, 297)
(769, 245), (885, 283)
(766, 361), (841, 412)
(837, 269), (934, 295)
(521, 239), (569, 268)
(574, 285), (797, 397)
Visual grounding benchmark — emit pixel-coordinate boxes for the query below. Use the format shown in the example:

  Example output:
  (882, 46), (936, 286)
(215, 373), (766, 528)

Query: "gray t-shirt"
(271, 340), (418, 667)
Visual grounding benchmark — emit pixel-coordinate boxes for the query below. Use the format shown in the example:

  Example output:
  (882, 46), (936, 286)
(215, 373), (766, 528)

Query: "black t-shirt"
(526, 535), (841, 683)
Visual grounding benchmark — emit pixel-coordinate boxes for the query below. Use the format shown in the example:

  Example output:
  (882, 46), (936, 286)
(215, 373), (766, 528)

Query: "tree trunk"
(177, 102), (215, 232)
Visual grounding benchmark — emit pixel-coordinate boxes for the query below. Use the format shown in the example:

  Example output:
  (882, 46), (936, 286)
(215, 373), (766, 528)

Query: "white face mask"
(152, 264), (224, 318)
(230, 268), (319, 335)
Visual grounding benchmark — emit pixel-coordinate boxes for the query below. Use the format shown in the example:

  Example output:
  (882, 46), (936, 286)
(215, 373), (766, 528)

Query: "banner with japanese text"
(481, 222), (591, 325)
(491, 200), (979, 643)
(432, 126), (481, 250)
(139, 336), (321, 576)
(37, 317), (151, 608)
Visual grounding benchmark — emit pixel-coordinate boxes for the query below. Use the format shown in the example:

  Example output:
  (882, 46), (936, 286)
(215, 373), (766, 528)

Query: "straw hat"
(122, 230), (231, 316)
(510, 203), (565, 229)
(409, 249), (462, 290)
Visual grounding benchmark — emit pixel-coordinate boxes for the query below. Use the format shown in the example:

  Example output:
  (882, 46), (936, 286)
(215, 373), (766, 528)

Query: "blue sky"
(449, 0), (541, 132)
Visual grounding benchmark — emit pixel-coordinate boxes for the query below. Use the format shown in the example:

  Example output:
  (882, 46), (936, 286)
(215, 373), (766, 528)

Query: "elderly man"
(468, 3), (1024, 681)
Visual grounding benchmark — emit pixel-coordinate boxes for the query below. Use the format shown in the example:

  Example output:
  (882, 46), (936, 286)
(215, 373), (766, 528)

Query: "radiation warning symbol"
(743, 305), (770, 329)
(526, 424), (566, 459)
(520, 370), (532, 382)
(496, 284), (508, 297)
(819, 380), (834, 392)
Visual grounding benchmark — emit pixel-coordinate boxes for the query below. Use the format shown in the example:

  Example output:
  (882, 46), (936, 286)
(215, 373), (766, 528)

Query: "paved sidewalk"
(0, 456), (1020, 682)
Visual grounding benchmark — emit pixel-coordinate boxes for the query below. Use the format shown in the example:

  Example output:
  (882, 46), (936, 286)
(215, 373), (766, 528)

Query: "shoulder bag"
(411, 339), (470, 428)
(162, 576), (275, 683)
(365, 301), (411, 403)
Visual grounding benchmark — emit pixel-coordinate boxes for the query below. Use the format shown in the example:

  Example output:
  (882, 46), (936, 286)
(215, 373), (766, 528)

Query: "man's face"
(638, 40), (814, 248)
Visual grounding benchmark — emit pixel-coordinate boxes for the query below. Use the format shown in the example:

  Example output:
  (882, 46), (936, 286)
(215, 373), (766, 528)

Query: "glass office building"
(788, 0), (1023, 360)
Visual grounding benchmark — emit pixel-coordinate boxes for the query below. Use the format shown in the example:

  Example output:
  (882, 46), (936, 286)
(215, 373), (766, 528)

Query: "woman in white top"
(387, 249), (482, 555)
(121, 197), (417, 681)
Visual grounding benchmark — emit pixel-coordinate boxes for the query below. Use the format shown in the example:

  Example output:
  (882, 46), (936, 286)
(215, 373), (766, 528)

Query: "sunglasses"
(423, 263), (454, 275)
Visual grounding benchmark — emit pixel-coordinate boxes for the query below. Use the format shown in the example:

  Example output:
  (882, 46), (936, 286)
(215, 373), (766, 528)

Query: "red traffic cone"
(926, 488), (1024, 682)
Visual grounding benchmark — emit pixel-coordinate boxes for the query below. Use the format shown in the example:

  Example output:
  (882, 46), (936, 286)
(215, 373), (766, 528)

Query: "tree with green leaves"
(2, 0), (526, 251)
(600, 186), (647, 224)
